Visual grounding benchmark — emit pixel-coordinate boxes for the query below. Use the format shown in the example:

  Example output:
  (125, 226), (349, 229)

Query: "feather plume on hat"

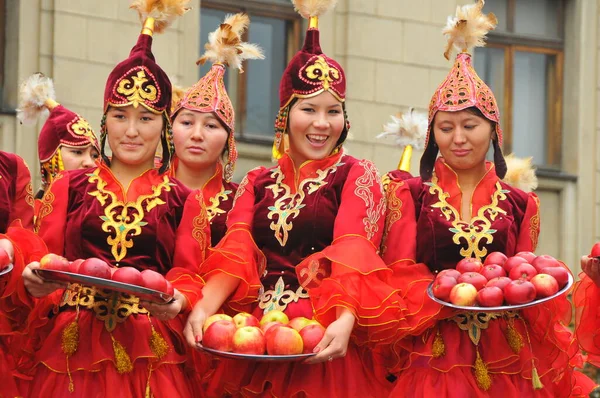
(502, 154), (538, 193)
(130, 0), (191, 34)
(377, 108), (428, 150)
(291, 0), (339, 18)
(442, 0), (498, 60)
(196, 13), (264, 72)
(16, 73), (56, 125)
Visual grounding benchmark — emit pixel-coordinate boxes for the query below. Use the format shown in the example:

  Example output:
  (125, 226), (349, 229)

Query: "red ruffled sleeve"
(515, 193), (540, 252)
(573, 273), (600, 367)
(199, 168), (265, 313)
(10, 156), (34, 230)
(36, 172), (70, 255)
(381, 175), (447, 338)
(166, 190), (211, 312)
(295, 160), (406, 344)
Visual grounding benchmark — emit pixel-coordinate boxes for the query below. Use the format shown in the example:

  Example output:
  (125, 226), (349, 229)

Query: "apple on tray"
(112, 267), (143, 286)
(531, 255), (561, 273)
(233, 312), (260, 329)
(140, 269), (168, 293)
(504, 280), (536, 305)
(260, 310), (289, 327)
(203, 314), (233, 333)
(509, 263), (537, 281)
(265, 325), (304, 355)
(530, 274), (559, 299)
(78, 257), (112, 279)
(486, 276), (512, 291)
(40, 253), (70, 272)
(480, 264), (506, 281)
(476, 286), (504, 307)
(456, 258), (484, 274)
(203, 319), (237, 352)
(232, 326), (266, 355)
(299, 324), (326, 354)
(539, 267), (569, 289)
(515, 251), (537, 263)
(437, 269), (461, 281)
(432, 275), (458, 301)
(502, 256), (529, 274)
(449, 283), (478, 306)
(457, 272), (487, 291)
(484, 252), (508, 267)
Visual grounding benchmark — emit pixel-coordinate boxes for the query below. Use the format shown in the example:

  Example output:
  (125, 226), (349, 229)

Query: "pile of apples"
(0, 248), (10, 271)
(432, 251), (570, 307)
(39, 253), (173, 295)
(202, 310), (326, 356)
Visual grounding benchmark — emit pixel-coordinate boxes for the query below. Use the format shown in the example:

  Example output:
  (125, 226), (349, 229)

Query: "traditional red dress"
(200, 150), (403, 397)
(381, 158), (594, 397)
(0, 151), (39, 398)
(573, 267), (600, 370)
(25, 162), (210, 398)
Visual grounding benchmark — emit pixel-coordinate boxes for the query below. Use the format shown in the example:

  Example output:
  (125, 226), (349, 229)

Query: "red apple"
(484, 252), (508, 267)
(203, 314), (233, 333)
(516, 251), (537, 263)
(457, 272), (488, 291)
(68, 259), (84, 273)
(504, 280), (536, 305)
(449, 283), (478, 306)
(232, 326), (266, 355)
(233, 312), (260, 329)
(531, 255), (561, 273)
(539, 267), (570, 289)
(503, 256), (528, 274)
(480, 265), (506, 281)
(432, 275), (458, 301)
(260, 321), (284, 334)
(0, 248), (10, 268)
(112, 267), (143, 286)
(288, 317), (316, 332)
(530, 274), (559, 299)
(79, 257), (111, 279)
(265, 325), (303, 355)
(437, 269), (461, 281)
(476, 286), (504, 307)
(299, 324), (326, 354)
(590, 242), (600, 258)
(456, 258), (484, 274)
(259, 310), (289, 326)
(263, 324), (289, 343)
(509, 263), (537, 281)
(203, 319), (237, 352)
(486, 276), (512, 291)
(40, 253), (70, 271)
(140, 269), (168, 293)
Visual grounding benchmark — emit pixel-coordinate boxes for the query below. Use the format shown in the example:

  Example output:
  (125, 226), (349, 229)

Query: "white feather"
(16, 73), (55, 125)
(376, 108), (428, 150)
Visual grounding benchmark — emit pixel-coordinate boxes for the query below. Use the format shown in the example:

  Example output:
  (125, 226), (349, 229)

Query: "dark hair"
(419, 106), (506, 180)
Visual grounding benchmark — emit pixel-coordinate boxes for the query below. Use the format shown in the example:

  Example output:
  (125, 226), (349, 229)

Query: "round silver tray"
(200, 346), (316, 362)
(427, 272), (573, 312)
(0, 263), (13, 277)
(34, 268), (173, 304)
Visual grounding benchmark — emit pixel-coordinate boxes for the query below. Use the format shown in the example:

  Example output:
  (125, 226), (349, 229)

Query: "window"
(473, 0), (564, 169)
(201, 0), (302, 143)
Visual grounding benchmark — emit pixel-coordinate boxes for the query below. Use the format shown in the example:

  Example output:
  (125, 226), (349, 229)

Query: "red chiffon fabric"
(574, 274), (600, 367)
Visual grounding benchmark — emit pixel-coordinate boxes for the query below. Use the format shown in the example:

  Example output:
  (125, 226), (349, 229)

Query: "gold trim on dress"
(258, 276), (309, 313)
(354, 160), (386, 241)
(266, 161), (342, 246)
(381, 175), (403, 255)
(206, 187), (233, 221)
(60, 285), (148, 333)
(87, 169), (172, 262)
(450, 310), (519, 346)
(427, 176), (508, 261)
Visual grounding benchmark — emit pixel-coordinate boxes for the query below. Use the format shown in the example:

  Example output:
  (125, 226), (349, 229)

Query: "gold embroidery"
(304, 56), (340, 91)
(258, 276), (309, 313)
(451, 311), (519, 346)
(87, 169), (171, 262)
(192, 193), (209, 261)
(25, 182), (34, 207)
(69, 117), (97, 145)
(428, 176), (508, 261)
(381, 175), (403, 254)
(529, 195), (540, 251)
(355, 160), (386, 241)
(266, 161), (341, 246)
(61, 285), (148, 332)
(206, 187), (232, 221)
(117, 70), (158, 108)
(35, 173), (64, 233)
(298, 259), (327, 288)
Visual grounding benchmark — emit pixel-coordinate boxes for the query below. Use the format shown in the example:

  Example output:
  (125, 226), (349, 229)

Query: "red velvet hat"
(17, 73), (100, 186)
(273, 0), (348, 159)
(101, 0), (190, 171)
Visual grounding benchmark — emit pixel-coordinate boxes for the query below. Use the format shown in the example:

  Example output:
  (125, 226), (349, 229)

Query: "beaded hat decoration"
(17, 73), (100, 185)
(273, 0), (348, 160)
(172, 13), (264, 182)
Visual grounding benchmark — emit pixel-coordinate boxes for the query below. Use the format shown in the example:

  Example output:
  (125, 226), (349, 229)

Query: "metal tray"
(0, 263), (13, 277)
(34, 268), (173, 304)
(426, 272), (573, 312)
(199, 346), (316, 362)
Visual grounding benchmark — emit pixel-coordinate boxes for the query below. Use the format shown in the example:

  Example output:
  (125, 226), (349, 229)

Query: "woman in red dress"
(0, 151), (39, 397)
(17, 73), (100, 203)
(170, 13), (263, 246)
(183, 2), (403, 397)
(20, 2), (211, 397)
(380, 1), (594, 396)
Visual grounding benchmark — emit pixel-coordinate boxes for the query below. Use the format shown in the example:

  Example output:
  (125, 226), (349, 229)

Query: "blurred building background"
(0, 0), (597, 278)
